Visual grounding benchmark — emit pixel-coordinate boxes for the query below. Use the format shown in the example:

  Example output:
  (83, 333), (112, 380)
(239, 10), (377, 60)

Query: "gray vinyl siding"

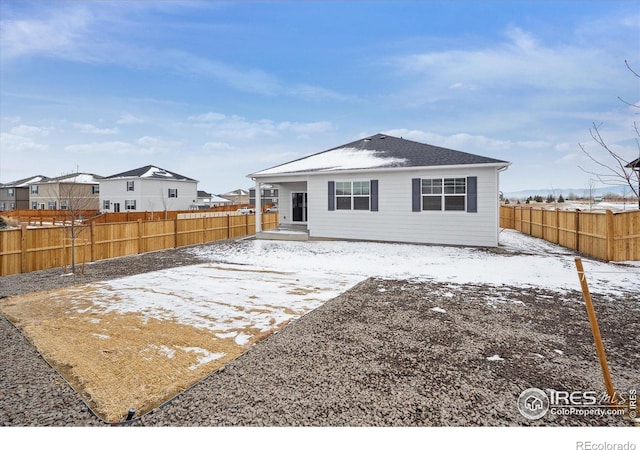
(99, 178), (198, 212)
(306, 167), (500, 247)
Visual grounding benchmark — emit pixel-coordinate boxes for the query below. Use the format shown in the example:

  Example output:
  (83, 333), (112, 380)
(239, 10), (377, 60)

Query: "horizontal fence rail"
(0, 212), (278, 276)
(500, 205), (640, 262)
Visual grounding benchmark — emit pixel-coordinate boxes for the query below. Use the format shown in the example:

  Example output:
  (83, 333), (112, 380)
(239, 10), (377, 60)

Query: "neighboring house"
(220, 188), (249, 205)
(0, 175), (49, 210)
(249, 184), (279, 209)
(29, 173), (102, 210)
(196, 190), (232, 209)
(100, 165), (198, 212)
(248, 133), (510, 247)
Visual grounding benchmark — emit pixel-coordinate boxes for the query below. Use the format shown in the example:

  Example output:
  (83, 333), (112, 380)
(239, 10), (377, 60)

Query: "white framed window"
(31, 201), (38, 209)
(421, 178), (466, 211)
(7, 188), (14, 197)
(60, 200), (68, 210)
(126, 181), (135, 191)
(31, 185), (39, 194)
(168, 188), (178, 198)
(92, 185), (100, 195)
(336, 181), (370, 210)
(103, 200), (110, 210)
(125, 200), (136, 210)
(48, 201), (57, 209)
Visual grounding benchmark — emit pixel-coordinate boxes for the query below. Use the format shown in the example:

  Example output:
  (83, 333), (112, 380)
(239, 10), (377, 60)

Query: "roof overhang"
(248, 161), (511, 180)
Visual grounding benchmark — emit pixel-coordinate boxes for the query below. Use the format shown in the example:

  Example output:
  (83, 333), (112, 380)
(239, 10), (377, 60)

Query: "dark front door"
(292, 192), (307, 222)
(113, 203), (121, 213)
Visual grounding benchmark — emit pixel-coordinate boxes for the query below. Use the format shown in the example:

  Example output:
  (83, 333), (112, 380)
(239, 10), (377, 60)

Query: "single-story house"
(100, 165), (198, 212)
(29, 173), (102, 210)
(0, 175), (49, 210)
(220, 188), (249, 205)
(248, 133), (510, 247)
(196, 190), (232, 209)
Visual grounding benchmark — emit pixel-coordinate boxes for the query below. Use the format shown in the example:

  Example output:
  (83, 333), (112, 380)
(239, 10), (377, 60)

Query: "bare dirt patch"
(0, 286), (272, 422)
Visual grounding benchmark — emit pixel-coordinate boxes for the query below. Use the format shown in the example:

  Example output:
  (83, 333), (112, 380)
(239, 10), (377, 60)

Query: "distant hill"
(503, 185), (634, 200)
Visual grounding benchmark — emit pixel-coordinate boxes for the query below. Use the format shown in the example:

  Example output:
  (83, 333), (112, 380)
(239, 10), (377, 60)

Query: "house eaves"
(249, 133), (510, 179)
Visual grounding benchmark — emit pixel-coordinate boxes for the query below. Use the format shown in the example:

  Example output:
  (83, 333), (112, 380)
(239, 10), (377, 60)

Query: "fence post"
(575, 209), (580, 253)
(90, 221), (96, 262)
(138, 219), (143, 254)
(174, 217), (179, 248)
(227, 214), (230, 239)
(20, 224), (27, 274)
(605, 210), (614, 262)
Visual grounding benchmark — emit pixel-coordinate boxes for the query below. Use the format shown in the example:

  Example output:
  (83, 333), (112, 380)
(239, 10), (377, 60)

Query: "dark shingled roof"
(104, 165), (196, 181)
(253, 133), (510, 175)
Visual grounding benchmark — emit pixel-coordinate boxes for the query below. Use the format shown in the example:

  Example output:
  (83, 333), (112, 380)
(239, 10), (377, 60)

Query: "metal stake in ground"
(574, 257), (617, 407)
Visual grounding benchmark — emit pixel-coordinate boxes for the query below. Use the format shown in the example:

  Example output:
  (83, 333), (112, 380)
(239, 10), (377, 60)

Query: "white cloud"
(383, 128), (548, 154)
(202, 142), (235, 152)
(116, 114), (144, 124)
(9, 125), (52, 137)
(188, 112), (334, 140)
(64, 136), (180, 155)
(64, 141), (136, 154)
(73, 123), (119, 135)
(0, 132), (49, 153)
(0, 5), (94, 60)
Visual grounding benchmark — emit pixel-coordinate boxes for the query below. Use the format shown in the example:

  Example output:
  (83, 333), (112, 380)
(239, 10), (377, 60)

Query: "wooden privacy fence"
(500, 205), (640, 262)
(0, 213), (278, 276)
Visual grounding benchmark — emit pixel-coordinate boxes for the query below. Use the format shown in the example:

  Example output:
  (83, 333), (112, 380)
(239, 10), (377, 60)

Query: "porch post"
(255, 179), (262, 233)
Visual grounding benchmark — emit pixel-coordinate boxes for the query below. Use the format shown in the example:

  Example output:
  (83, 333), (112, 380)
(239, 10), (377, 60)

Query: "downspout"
(254, 179), (262, 234)
(497, 165), (509, 246)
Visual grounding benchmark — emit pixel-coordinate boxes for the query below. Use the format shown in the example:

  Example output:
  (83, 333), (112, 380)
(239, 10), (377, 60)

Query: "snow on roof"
(251, 133), (508, 177)
(43, 173), (102, 184)
(104, 165), (197, 181)
(3, 175), (49, 187)
(255, 147), (407, 175)
(207, 194), (231, 203)
(141, 167), (173, 178)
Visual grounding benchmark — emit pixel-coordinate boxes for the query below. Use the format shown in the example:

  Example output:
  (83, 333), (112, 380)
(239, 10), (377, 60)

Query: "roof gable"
(104, 165), (196, 182)
(252, 133), (509, 176)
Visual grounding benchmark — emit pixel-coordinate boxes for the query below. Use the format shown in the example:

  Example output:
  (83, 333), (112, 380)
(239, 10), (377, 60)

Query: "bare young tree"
(578, 60), (640, 208)
(58, 172), (99, 273)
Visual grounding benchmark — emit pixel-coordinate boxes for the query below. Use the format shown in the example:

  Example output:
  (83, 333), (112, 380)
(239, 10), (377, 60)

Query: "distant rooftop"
(2, 175), (50, 187)
(104, 165), (197, 182)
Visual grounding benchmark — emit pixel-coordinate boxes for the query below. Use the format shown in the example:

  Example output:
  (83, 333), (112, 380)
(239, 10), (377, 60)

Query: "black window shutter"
(370, 180), (378, 211)
(467, 176), (477, 213)
(412, 178), (421, 212)
(328, 181), (335, 211)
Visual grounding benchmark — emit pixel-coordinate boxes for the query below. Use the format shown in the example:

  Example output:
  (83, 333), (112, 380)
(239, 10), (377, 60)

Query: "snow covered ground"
(189, 229), (639, 298)
(71, 229), (638, 344)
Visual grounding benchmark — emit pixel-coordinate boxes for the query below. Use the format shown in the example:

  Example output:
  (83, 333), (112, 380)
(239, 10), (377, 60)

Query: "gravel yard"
(1, 235), (639, 427)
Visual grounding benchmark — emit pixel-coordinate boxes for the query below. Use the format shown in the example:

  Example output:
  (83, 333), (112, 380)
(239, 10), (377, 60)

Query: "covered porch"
(253, 178), (309, 241)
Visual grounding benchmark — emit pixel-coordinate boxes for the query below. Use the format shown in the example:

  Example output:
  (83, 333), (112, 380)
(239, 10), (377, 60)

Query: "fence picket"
(0, 212), (279, 276)
(500, 205), (639, 262)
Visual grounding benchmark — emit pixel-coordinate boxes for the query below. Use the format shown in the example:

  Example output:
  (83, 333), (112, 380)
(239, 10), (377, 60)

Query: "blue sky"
(1, 1), (638, 195)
